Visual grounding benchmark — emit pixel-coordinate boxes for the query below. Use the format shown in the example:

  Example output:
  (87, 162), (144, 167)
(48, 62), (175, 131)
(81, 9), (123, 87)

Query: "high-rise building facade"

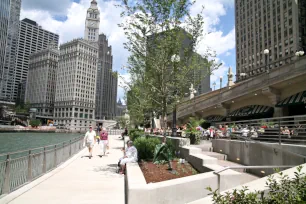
(25, 44), (59, 117)
(235, 0), (306, 81)
(14, 18), (59, 103)
(54, 39), (98, 131)
(84, 0), (100, 42)
(0, 0), (21, 102)
(95, 34), (118, 120)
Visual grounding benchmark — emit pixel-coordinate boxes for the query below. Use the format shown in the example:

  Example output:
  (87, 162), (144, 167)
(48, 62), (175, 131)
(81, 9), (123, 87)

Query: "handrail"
(0, 135), (83, 157)
(213, 165), (295, 193)
(214, 165), (295, 174)
(215, 114), (306, 125)
(0, 136), (84, 195)
(229, 133), (306, 160)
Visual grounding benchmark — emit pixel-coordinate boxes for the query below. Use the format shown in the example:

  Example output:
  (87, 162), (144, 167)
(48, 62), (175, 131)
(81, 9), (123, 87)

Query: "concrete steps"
(192, 141), (251, 173)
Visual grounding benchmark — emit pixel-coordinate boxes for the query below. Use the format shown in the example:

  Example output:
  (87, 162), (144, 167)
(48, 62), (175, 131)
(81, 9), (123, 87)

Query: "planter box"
(126, 145), (258, 204)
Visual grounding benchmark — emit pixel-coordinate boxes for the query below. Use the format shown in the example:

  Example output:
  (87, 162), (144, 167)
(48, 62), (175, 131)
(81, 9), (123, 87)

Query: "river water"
(0, 132), (84, 156)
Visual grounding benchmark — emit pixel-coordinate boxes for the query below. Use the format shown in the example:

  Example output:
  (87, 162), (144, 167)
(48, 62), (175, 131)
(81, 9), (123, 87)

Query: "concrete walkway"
(4, 135), (125, 204)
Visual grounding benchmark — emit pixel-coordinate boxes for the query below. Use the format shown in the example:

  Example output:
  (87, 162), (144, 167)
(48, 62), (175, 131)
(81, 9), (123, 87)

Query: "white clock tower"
(84, 0), (100, 42)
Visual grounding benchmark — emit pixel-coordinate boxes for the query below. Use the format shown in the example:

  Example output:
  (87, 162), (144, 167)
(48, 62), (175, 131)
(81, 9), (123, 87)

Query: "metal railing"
(107, 129), (123, 135)
(0, 136), (84, 196)
(213, 165), (295, 193)
(214, 115), (306, 145)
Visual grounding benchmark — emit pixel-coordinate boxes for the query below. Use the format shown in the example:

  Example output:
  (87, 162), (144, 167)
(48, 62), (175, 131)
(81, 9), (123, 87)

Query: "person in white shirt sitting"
(83, 126), (96, 159)
(119, 141), (138, 174)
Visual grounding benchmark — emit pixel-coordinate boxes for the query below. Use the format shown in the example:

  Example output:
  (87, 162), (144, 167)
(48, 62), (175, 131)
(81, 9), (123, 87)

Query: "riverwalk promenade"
(0, 135), (125, 204)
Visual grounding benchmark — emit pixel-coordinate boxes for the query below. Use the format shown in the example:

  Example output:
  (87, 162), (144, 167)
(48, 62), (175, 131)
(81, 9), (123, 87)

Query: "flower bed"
(139, 160), (198, 183)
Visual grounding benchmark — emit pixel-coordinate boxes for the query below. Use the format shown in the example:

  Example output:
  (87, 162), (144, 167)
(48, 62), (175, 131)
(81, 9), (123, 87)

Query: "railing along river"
(0, 136), (84, 196)
(0, 129), (123, 196)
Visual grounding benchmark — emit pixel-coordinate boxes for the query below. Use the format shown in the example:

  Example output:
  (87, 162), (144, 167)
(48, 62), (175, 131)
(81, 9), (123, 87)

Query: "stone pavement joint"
(1, 135), (125, 204)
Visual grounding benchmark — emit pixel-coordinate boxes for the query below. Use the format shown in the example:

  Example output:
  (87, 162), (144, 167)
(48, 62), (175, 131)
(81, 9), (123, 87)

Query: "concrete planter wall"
(126, 145), (257, 204)
(212, 139), (306, 176)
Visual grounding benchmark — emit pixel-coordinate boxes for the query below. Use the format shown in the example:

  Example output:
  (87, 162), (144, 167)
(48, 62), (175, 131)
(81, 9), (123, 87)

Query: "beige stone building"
(25, 44), (59, 117)
(54, 39), (98, 131)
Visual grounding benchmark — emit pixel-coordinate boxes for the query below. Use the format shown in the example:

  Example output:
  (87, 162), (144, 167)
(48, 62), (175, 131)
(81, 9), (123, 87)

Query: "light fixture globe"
(299, 51), (304, 56)
(295, 51), (300, 56)
(263, 49), (269, 55)
(171, 54), (180, 62)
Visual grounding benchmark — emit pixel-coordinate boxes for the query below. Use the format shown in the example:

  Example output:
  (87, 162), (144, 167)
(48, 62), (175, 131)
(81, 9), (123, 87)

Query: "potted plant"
(185, 117), (204, 144)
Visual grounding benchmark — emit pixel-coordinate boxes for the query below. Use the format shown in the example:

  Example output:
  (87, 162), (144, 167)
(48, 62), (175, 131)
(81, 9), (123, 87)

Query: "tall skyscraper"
(14, 18), (59, 103)
(0, 0), (21, 102)
(235, 0), (306, 81)
(84, 0), (100, 42)
(95, 34), (118, 120)
(25, 43), (59, 117)
(54, 39), (98, 131)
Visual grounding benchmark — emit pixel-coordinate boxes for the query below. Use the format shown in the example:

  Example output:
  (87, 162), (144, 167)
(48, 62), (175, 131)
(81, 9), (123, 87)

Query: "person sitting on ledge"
(119, 141), (138, 174)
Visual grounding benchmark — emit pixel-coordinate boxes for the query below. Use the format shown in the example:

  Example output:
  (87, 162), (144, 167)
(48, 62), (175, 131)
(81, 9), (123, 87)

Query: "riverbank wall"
(0, 125), (56, 133)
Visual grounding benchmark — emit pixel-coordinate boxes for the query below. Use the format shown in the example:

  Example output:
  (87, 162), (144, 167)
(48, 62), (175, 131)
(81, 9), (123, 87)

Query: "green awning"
(229, 105), (273, 117)
(276, 91), (306, 107)
(205, 115), (224, 122)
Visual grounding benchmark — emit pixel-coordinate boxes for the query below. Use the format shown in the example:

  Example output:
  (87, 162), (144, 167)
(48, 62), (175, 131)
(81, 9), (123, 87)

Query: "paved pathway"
(6, 135), (125, 204)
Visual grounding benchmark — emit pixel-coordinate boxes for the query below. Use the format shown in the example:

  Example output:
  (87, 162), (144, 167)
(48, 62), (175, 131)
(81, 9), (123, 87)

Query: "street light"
(171, 54), (180, 137)
(212, 82), (216, 91)
(264, 49), (270, 73)
(295, 50), (304, 57)
(219, 76), (223, 90)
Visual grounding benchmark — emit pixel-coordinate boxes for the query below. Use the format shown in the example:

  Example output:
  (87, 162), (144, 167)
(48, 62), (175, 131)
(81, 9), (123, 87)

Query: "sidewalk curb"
(0, 148), (87, 204)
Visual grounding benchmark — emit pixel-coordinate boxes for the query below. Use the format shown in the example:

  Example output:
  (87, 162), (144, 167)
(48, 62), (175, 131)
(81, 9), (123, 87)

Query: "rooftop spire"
(91, 0), (97, 5)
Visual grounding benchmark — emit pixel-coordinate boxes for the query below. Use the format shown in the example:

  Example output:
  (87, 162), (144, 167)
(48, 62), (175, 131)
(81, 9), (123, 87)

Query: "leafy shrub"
(29, 119), (40, 127)
(129, 129), (144, 141)
(188, 132), (201, 145)
(207, 166), (306, 203)
(134, 137), (160, 161)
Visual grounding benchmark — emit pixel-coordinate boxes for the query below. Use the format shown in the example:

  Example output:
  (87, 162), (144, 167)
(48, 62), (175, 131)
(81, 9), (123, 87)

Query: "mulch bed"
(139, 160), (199, 183)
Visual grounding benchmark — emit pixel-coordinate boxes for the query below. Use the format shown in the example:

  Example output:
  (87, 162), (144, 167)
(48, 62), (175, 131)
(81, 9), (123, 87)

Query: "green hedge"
(129, 129), (144, 141)
(134, 137), (160, 161)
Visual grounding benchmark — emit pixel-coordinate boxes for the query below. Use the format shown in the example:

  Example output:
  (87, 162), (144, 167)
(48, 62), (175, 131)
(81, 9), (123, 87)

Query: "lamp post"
(219, 76), (223, 90)
(264, 49), (269, 73)
(171, 54), (180, 137)
(212, 82), (216, 91)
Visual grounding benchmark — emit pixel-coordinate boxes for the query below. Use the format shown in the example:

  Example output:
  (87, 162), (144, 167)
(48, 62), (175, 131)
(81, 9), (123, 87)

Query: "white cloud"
(225, 51), (231, 56)
(20, 0), (236, 100)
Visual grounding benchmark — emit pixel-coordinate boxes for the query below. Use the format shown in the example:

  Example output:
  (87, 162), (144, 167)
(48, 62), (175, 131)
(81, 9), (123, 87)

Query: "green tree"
(29, 119), (40, 127)
(118, 0), (220, 134)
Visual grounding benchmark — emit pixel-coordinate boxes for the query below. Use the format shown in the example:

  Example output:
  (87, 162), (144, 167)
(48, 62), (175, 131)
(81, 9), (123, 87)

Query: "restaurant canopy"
(276, 90), (306, 107)
(229, 105), (273, 117)
(205, 115), (225, 122)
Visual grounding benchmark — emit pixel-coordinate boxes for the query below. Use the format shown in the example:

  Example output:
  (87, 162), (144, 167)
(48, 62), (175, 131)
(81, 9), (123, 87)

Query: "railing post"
(54, 145), (57, 167)
(27, 150), (32, 181)
(43, 147), (47, 173)
(213, 172), (221, 194)
(3, 154), (11, 194)
(278, 119), (281, 145)
(62, 142), (65, 160)
(69, 140), (72, 157)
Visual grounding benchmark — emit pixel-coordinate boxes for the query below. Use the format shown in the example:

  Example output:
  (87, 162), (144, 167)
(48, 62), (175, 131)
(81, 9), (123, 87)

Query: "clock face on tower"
(89, 21), (96, 27)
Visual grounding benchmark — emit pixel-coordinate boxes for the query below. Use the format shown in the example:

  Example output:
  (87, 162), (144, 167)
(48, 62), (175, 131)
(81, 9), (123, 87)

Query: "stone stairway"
(192, 140), (254, 174)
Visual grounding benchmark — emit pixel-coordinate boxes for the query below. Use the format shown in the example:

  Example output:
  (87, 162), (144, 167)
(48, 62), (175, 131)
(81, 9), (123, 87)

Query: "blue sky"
(21, 0), (236, 100)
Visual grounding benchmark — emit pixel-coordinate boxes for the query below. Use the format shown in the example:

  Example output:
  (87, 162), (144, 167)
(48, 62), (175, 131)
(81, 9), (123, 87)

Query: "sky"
(20, 0), (236, 102)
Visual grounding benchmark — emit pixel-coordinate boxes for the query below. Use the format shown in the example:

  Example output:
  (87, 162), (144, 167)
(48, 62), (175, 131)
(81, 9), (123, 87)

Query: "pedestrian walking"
(99, 128), (109, 157)
(83, 126), (96, 159)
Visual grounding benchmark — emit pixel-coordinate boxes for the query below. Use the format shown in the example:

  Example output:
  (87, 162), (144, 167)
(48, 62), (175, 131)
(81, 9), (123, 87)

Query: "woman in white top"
(83, 126), (96, 159)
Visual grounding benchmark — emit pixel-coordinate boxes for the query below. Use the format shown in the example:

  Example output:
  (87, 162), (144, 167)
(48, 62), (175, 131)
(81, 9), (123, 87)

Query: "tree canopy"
(118, 0), (221, 127)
